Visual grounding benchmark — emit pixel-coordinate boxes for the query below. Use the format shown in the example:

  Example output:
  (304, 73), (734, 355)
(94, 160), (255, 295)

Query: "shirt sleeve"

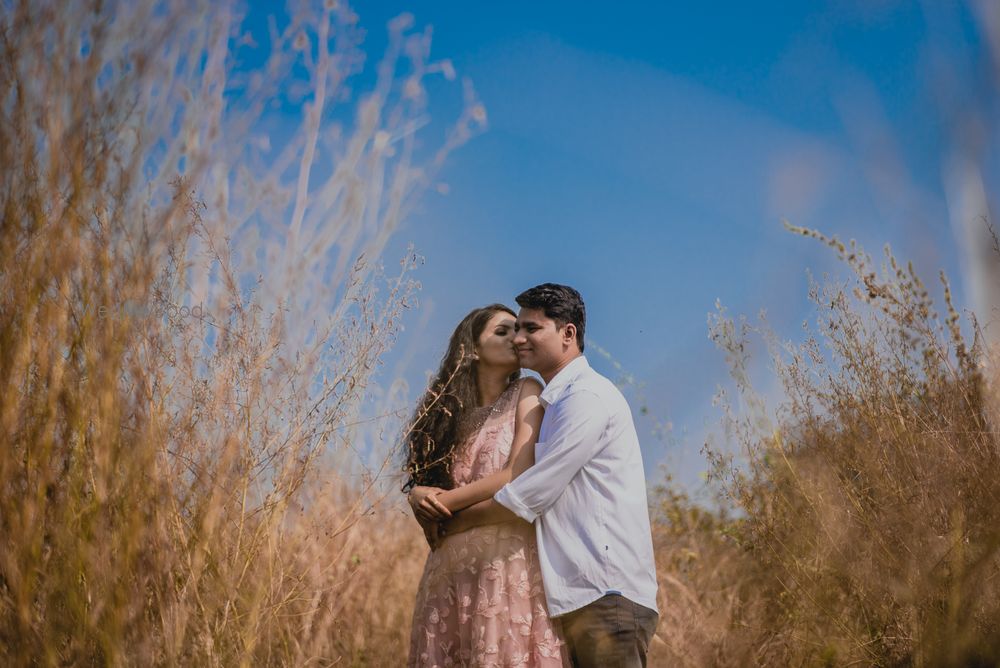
(494, 389), (609, 523)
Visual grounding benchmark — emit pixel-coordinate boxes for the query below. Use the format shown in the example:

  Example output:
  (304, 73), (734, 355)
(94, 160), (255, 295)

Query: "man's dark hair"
(515, 283), (586, 352)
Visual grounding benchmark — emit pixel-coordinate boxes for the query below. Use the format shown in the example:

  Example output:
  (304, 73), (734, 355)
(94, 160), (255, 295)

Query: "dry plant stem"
(0, 0), (481, 664)
(681, 224), (1000, 665)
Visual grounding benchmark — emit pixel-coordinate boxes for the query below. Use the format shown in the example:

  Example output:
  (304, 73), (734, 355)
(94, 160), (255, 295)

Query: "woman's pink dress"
(408, 379), (567, 667)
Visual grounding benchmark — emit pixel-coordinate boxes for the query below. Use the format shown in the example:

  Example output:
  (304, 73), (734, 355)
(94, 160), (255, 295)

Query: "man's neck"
(540, 352), (582, 384)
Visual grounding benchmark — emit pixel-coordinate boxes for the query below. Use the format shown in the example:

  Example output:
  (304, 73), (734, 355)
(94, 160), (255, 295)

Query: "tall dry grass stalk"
(0, 0), (478, 664)
(649, 226), (1000, 666)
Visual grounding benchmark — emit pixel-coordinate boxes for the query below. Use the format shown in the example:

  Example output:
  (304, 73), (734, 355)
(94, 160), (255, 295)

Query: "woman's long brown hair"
(403, 304), (518, 490)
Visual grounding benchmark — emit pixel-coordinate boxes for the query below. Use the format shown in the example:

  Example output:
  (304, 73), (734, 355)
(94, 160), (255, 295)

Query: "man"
(445, 283), (659, 667)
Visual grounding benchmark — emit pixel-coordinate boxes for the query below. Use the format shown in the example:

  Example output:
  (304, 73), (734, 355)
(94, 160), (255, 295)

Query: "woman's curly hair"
(403, 304), (518, 490)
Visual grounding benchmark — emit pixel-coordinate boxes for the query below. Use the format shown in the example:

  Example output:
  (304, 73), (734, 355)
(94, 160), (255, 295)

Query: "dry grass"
(0, 0), (474, 664)
(647, 227), (1000, 667)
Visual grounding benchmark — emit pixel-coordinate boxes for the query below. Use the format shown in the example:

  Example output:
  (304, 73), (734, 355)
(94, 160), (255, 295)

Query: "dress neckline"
(457, 378), (520, 440)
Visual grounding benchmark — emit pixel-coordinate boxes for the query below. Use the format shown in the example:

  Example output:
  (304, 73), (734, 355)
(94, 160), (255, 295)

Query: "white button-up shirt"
(494, 356), (659, 617)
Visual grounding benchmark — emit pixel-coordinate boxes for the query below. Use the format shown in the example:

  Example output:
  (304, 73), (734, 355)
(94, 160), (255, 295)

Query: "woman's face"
(476, 311), (519, 373)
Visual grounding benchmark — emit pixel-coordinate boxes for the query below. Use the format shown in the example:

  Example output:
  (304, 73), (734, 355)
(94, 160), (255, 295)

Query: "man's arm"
(494, 389), (609, 523)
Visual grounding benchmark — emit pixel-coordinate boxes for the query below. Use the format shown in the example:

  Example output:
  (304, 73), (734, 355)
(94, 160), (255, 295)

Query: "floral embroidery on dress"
(408, 379), (568, 667)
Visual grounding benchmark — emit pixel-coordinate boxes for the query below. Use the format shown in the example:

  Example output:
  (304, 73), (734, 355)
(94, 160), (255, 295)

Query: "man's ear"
(563, 323), (577, 348)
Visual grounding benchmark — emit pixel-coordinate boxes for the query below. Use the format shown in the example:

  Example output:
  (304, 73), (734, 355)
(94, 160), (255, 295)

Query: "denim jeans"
(558, 594), (659, 668)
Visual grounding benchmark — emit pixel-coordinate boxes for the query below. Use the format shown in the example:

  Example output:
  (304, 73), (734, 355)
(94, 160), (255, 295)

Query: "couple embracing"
(404, 284), (659, 667)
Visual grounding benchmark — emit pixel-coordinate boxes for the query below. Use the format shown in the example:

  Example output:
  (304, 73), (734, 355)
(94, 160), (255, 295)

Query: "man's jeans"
(558, 594), (659, 668)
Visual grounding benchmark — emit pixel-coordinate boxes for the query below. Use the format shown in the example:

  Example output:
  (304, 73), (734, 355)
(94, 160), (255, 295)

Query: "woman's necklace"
(456, 380), (517, 441)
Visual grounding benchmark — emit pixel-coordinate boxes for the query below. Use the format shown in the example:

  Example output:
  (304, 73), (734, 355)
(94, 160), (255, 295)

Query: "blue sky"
(245, 1), (997, 491)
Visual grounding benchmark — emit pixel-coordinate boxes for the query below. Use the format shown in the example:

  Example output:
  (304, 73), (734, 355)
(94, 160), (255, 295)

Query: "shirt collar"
(539, 355), (589, 407)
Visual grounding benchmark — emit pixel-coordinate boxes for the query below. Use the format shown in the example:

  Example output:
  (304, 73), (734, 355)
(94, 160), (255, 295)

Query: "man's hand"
(440, 512), (472, 540)
(408, 485), (452, 522)
(417, 516), (445, 551)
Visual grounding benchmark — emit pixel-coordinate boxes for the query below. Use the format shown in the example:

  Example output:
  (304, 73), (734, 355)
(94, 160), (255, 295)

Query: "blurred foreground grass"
(0, 0), (465, 664)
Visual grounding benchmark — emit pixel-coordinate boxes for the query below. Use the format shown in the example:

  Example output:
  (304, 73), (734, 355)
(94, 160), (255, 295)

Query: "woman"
(403, 304), (566, 667)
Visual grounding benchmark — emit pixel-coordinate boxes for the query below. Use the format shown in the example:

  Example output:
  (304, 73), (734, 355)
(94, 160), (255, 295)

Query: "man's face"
(513, 307), (568, 375)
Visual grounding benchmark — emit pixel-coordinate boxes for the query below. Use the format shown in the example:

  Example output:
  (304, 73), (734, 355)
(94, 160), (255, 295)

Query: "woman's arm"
(437, 378), (543, 512)
(411, 378), (544, 521)
(439, 412), (545, 534)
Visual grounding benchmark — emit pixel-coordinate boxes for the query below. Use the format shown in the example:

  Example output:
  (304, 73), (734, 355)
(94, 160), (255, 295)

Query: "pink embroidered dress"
(408, 379), (567, 667)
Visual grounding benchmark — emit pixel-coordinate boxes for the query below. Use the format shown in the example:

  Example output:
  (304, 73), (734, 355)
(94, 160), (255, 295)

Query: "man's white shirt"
(494, 356), (659, 617)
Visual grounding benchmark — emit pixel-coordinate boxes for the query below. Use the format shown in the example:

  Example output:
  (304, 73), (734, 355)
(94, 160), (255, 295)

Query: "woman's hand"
(408, 485), (453, 522)
(421, 519), (445, 551)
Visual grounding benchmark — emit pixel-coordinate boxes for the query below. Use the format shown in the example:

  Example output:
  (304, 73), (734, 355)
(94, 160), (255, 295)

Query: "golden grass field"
(2, 1), (999, 665)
